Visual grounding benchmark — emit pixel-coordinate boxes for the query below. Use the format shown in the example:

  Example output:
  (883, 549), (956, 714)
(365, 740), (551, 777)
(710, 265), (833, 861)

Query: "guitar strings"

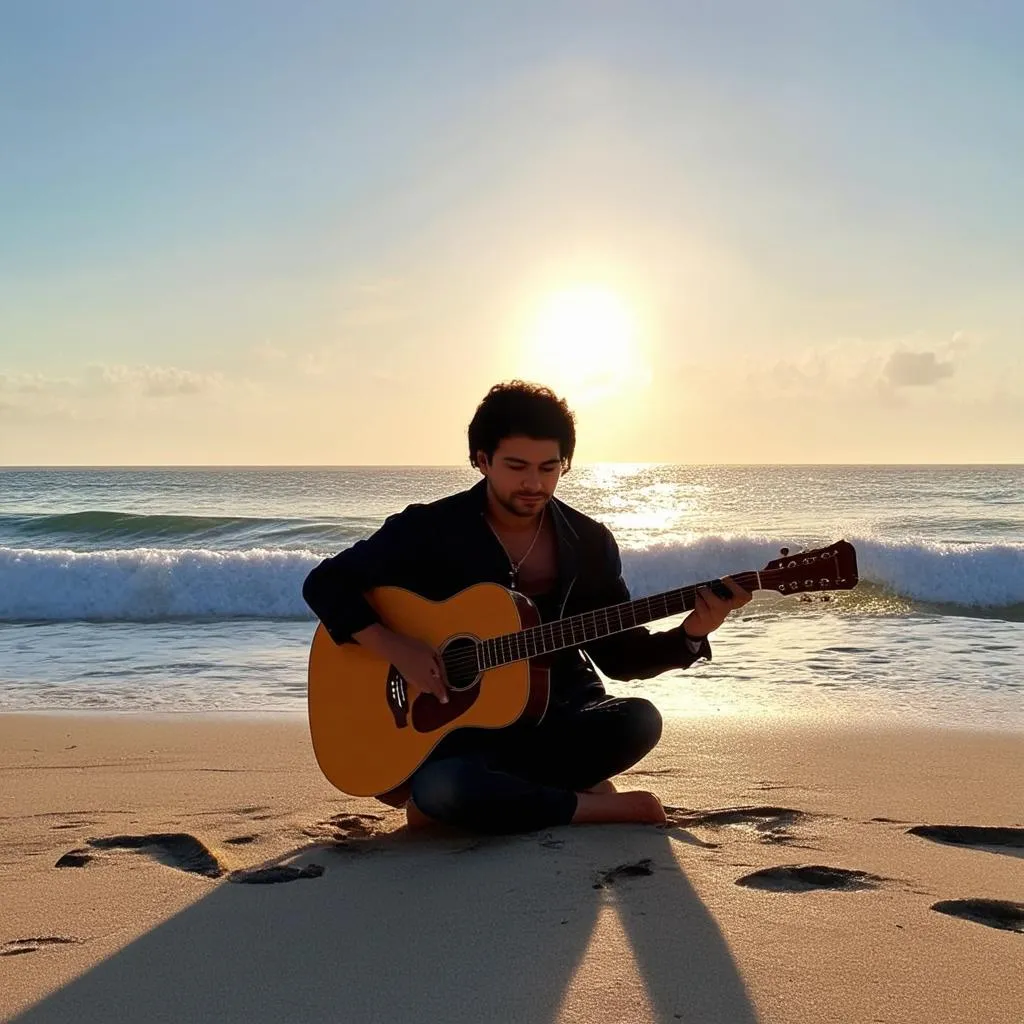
(437, 570), (768, 677)
(438, 570), (768, 675)
(437, 557), (845, 676)
(433, 548), (847, 678)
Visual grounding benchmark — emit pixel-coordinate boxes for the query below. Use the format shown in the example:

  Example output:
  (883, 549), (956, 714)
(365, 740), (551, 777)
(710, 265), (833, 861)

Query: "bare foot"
(582, 779), (618, 795)
(571, 790), (666, 826)
(405, 799), (442, 830)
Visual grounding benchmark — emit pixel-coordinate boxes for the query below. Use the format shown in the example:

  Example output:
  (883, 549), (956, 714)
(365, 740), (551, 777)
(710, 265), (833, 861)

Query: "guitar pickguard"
(410, 684), (481, 733)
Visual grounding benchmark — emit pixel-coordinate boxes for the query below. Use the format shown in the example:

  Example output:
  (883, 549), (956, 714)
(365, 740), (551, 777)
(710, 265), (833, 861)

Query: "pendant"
(509, 568), (518, 590)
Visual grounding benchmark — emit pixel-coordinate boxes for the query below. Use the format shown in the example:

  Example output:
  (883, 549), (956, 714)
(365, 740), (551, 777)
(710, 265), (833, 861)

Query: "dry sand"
(1, 712), (1021, 1024)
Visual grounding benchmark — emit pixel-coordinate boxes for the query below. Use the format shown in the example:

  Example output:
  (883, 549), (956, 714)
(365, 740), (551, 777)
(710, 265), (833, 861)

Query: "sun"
(525, 286), (646, 401)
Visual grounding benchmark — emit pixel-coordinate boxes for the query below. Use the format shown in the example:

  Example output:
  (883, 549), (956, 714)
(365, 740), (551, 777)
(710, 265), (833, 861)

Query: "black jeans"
(409, 697), (663, 835)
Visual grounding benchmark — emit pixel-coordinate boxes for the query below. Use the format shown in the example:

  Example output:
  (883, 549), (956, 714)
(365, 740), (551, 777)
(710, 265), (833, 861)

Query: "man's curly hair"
(467, 381), (576, 471)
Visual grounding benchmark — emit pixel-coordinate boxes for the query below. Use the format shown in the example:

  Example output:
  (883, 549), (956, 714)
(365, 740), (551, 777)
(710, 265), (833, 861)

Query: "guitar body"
(307, 583), (549, 797)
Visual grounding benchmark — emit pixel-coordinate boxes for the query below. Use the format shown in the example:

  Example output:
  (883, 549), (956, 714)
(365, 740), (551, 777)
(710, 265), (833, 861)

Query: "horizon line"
(1, 461), (1021, 470)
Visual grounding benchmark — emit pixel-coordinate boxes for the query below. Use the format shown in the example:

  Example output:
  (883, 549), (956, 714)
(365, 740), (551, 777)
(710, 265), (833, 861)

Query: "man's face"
(477, 436), (563, 518)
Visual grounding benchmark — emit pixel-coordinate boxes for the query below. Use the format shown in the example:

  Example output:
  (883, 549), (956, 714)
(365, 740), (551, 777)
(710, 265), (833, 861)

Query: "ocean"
(1, 465), (1021, 728)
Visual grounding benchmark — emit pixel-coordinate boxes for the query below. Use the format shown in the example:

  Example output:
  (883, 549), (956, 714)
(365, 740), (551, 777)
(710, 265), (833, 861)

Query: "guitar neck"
(477, 570), (762, 670)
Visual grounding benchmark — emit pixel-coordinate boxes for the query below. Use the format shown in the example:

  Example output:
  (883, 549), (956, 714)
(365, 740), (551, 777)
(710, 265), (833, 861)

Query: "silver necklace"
(487, 506), (546, 590)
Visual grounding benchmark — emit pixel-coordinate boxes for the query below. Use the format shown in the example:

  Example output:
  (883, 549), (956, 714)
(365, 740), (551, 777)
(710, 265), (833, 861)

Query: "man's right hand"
(352, 624), (449, 703)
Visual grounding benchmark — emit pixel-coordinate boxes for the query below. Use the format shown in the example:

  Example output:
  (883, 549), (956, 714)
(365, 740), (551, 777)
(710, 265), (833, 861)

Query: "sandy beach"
(1, 712), (1021, 1024)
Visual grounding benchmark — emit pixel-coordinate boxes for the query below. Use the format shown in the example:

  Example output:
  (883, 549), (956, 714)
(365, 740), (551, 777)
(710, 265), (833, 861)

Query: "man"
(302, 381), (749, 834)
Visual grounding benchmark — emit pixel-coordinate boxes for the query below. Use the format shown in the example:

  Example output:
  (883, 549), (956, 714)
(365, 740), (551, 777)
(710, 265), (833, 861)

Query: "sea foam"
(1, 535), (1021, 622)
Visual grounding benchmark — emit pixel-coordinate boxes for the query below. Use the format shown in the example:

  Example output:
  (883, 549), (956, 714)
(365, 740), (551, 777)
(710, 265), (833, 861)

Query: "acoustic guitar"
(307, 540), (858, 797)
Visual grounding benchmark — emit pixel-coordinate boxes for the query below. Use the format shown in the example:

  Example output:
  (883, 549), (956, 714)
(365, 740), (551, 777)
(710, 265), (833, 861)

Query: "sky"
(1, 1), (1022, 465)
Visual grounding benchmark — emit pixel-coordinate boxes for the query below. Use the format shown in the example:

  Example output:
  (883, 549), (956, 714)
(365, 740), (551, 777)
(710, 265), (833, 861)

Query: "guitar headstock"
(758, 540), (858, 596)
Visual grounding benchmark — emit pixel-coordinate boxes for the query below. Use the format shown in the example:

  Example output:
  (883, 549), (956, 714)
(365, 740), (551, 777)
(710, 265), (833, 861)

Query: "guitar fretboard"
(476, 569), (760, 669)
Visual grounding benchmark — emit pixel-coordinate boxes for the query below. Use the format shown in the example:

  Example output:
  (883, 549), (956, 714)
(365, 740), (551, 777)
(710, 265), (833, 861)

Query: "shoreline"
(2, 713), (1021, 1023)
(3, 705), (1022, 736)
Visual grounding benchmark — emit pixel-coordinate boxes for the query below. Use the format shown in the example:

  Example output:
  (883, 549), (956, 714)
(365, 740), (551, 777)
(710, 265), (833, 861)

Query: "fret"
(464, 550), (855, 671)
(482, 576), (748, 669)
(510, 579), (714, 665)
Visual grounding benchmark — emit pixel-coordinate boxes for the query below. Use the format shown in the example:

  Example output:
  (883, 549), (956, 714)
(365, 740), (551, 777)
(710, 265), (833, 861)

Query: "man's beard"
(493, 488), (549, 519)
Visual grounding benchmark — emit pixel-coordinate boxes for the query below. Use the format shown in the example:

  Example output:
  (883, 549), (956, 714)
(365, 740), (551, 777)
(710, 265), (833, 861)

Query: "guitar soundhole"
(441, 636), (481, 691)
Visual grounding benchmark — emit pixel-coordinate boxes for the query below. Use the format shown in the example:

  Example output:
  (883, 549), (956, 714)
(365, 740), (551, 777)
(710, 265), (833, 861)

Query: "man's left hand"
(683, 575), (751, 638)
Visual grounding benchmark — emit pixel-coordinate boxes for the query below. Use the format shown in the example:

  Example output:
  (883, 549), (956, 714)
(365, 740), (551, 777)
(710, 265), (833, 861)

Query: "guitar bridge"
(386, 666), (409, 729)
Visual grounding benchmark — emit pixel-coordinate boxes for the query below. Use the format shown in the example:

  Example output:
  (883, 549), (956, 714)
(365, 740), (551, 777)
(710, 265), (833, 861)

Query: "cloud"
(1, 367), (213, 399)
(746, 336), (971, 409)
(948, 330), (976, 354)
(0, 373), (80, 421)
(93, 364), (223, 397)
(0, 364), (230, 425)
(759, 342), (884, 396)
(883, 351), (955, 388)
(0, 372), (74, 395)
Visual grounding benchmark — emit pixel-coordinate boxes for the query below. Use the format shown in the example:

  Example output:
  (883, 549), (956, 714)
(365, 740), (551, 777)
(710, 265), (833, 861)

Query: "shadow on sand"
(15, 823), (758, 1024)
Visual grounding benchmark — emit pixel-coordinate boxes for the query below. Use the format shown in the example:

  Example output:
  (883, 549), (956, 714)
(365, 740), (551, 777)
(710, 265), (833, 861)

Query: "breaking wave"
(1, 534), (1021, 623)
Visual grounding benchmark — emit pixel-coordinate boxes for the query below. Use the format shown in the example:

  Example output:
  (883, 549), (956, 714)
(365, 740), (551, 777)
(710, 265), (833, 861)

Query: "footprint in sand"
(302, 812), (387, 845)
(85, 833), (225, 878)
(1, 937), (82, 957)
(593, 859), (655, 889)
(931, 898), (1024, 934)
(736, 865), (885, 892)
(908, 825), (1024, 855)
(63, 833), (325, 886)
(665, 805), (817, 847)
(228, 864), (324, 884)
(55, 849), (94, 868)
